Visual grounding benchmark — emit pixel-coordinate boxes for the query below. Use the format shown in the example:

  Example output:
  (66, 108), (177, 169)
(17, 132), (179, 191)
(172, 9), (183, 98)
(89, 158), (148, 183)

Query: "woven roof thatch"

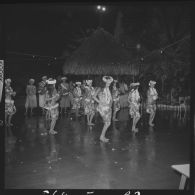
(63, 28), (139, 75)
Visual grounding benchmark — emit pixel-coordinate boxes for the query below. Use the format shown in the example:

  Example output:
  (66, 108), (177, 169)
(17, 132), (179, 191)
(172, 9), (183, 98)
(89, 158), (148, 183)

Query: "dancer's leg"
(132, 116), (136, 131)
(49, 118), (57, 134)
(100, 121), (111, 142)
(30, 108), (33, 115)
(134, 115), (140, 131)
(151, 111), (156, 125)
(149, 110), (155, 126)
(25, 107), (28, 115)
(89, 113), (95, 125)
(132, 114), (140, 132)
(87, 114), (90, 125)
(8, 114), (13, 126)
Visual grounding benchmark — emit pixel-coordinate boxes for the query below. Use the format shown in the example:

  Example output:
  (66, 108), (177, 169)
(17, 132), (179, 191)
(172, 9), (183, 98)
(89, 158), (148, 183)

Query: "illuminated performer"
(128, 82), (141, 133)
(44, 79), (60, 134)
(38, 76), (47, 115)
(93, 76), (113, 142)
(81, 80), (87, 110)
(112, 80), (120, 121)
(25, 79), (37, 115)
(72, 82), (82, 117)
(59, 77), (70, 115)
(146, 80), (158, 127)
(84, 80), (95, 125)
(5, 79), (16, 126)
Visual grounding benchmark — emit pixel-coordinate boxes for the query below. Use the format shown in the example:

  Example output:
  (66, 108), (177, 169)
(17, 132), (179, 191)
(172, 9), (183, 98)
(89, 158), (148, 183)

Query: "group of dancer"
(5, 75), (158, 142)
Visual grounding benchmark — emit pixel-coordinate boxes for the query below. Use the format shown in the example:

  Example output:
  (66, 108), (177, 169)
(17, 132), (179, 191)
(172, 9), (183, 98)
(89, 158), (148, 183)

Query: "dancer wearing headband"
(93, 76), (113, 142)
(84, 80), (95, 126)
(5, 79), (16, 126)
(146, 81), (158, 126)
(128, 82), (141, 133)
(38, 76), (47, 115)
(44, 79), (59, 134)
(59, 76), (70, 116)
(25, 78), (37, 116)
(72, 82), (82, 118)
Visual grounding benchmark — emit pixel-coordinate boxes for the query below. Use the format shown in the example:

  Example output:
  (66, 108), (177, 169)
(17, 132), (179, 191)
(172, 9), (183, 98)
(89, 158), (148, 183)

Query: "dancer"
(44, 79), (59, 134)
(68, 81), (74, 110)
(81, 80), (87, 110)
(84, 80), (95, 126)
(128, 83), (141, 133)
(59, 77), (70, 115)
(72, 82), (82, 117)
(93, 76), (113, 142)
(112, 80), (120, 121)
(146, 80), (158, 126)
(38, 76), (47, 115)
(25, 79), (37, 115)
(5, 79), (16, 126)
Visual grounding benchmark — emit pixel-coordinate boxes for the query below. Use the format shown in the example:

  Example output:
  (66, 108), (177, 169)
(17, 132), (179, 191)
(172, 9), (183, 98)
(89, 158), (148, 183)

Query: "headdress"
(102, 76), (113, 84)
(86, 80), (92, 85)
(75, 82), (81, 85)
(61, 77), (67, 80)
(5, 78), (11, 84)
(130, 82), (140, 87)
(149, 80), (156, 86)
(29, 78), (35, 83)
(46, 78), (56, 84)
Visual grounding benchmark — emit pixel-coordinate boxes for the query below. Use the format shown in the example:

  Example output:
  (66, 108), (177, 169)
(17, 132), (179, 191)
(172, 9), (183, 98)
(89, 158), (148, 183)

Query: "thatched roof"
(63, 28), (139, 75)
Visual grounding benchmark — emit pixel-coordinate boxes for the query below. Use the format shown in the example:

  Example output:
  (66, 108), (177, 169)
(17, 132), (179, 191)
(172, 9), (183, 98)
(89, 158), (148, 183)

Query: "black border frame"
(1, 1), (194, 195)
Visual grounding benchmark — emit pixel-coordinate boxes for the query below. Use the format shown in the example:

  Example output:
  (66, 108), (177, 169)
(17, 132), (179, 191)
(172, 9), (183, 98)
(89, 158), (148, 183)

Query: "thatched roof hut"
(63, 28), (139, 76)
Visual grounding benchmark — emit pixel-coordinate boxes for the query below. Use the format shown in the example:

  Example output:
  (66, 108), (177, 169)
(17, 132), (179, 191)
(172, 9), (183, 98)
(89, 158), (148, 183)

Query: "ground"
(5, 106), (190, 189)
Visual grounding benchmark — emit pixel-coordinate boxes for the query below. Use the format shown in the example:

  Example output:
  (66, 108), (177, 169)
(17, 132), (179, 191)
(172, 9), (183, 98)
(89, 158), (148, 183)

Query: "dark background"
(2, 3), (191, 97)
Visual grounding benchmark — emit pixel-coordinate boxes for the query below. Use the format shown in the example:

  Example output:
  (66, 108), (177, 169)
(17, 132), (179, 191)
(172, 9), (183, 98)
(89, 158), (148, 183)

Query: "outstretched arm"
(93, 87), (101, 104)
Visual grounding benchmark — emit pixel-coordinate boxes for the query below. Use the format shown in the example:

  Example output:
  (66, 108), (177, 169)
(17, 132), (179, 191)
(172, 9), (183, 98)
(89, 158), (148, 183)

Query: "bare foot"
(149, 123), (154, 127)
(132, 128), (138, 133)
(49, 130), (58, 135)
(134, 128), (138, 132)
(100, 136), (109, 143)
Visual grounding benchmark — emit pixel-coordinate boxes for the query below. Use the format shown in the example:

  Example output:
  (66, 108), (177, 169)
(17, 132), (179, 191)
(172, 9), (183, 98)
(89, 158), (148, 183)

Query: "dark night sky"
(5, 4), (190, 56)
(5, 5), (118, 56)
(3, 3), (190, 80)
